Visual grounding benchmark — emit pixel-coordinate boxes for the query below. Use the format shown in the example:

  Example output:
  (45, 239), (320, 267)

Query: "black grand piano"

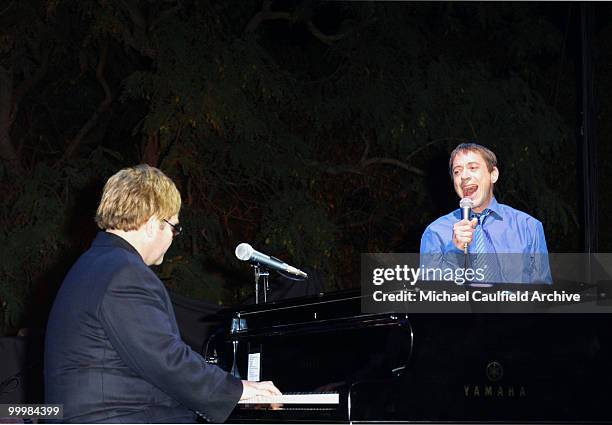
(204, 289), (612, 423)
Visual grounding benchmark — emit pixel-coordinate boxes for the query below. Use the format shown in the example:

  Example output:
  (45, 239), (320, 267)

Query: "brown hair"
(449, 142), (497, 177)
(95, 164), (181, 231)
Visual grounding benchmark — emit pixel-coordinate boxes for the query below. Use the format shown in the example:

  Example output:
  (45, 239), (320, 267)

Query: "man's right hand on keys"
(240, 380), (282, 400)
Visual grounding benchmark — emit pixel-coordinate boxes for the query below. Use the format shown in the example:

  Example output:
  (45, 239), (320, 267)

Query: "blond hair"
(95, 164), (181, 231)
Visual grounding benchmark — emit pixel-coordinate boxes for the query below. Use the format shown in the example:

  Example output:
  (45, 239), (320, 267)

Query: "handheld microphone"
(235, 243), (308, 278)
(459, 198), (473, 255)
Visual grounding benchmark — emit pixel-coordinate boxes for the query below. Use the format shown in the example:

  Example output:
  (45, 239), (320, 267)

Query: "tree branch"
(0, 36), (51, 174)
(0, 1), (15, 17)
(149, 4), (181, 32)
(0, 65), (14, 132)
(61, 40), (112, 161)
(140, 130), (160, 166)
(244, 0), (293, 34)
(0, 65), (21, 171)
(359, 132), (370, 163)
(121, 0), (147, 30)
(306, 19), (350, 45)
(119, 0), (156, 58)
(328, 138), (458, 183)
(13, 46), (50, 119)
(361, 157), (425, 176)
(404, 137), (468, 162)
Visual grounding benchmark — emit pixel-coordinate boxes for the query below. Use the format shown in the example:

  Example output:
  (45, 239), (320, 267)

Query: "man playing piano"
(419, 142), (552, 284)
(45, 164), (281, 423)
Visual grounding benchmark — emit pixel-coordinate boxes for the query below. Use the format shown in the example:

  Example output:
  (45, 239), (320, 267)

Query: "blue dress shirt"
(419, 197), (552, 284)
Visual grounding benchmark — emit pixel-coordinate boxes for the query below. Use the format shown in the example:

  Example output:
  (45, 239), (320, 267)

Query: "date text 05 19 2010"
(0, 404), (63, 418)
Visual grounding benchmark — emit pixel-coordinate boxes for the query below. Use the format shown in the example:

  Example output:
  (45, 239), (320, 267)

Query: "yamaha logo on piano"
(463, 361), (527, 398)
(486, 361), (503, 381)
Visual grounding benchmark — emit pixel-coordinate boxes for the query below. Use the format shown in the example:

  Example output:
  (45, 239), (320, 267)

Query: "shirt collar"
(482, 196), (502, 220)
(452, 196), (502, 221)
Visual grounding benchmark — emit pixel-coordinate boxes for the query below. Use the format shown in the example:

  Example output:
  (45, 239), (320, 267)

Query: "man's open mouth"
(462, 185), (478, 197)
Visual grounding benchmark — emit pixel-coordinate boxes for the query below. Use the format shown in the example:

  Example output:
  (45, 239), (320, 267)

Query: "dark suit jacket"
(44, 232), (242, 423)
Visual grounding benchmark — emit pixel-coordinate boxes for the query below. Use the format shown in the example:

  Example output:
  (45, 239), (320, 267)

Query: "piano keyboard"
(238, 392), (339, 405)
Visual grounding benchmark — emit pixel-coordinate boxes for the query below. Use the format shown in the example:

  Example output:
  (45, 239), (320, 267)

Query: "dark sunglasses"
(163, 219), (182, 238)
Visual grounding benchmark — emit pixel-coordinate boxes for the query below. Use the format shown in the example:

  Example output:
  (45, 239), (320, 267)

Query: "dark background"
(0, 1), (609, 336)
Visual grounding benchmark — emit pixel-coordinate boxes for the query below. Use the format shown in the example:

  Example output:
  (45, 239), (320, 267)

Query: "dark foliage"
(0, 1), (603, 335)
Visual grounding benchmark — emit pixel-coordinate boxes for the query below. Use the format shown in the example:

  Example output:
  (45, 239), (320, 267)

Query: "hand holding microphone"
(454, 198), (477, 254)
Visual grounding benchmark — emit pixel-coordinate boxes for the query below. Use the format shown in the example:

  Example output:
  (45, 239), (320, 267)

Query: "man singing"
(419, 143), (551, 284)
(45, 164), (280, 423)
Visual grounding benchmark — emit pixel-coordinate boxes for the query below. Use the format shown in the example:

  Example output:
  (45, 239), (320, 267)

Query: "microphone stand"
(252, 264), (270, 304)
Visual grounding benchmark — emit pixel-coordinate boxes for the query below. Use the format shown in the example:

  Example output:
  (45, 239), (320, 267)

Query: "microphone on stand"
(459, 197), (473, 255)
(235, 243), (308, 278)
